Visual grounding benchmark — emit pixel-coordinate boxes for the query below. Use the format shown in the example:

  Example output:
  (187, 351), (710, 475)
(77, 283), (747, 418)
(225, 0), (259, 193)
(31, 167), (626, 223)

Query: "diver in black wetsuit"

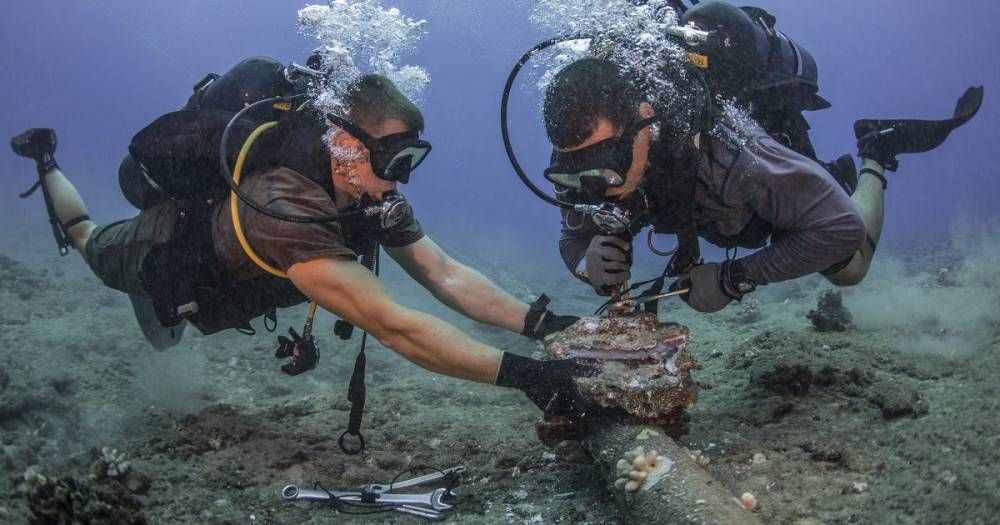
(510, 0), (983, 312)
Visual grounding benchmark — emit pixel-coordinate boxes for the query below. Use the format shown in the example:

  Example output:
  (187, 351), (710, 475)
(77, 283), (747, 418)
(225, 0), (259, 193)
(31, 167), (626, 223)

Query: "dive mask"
(327, 114), (432, 184)
(544, 116), (660, 197)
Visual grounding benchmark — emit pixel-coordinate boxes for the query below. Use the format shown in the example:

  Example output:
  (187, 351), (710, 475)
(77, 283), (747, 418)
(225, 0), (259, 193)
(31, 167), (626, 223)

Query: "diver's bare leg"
(825, 159), (885, 286)
(40, 167), (98, 253)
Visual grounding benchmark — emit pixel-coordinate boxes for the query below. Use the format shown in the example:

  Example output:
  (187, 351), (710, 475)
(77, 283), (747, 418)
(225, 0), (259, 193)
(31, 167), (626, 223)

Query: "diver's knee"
(825, 269), (865, 287)
(823, 255), (869, 287)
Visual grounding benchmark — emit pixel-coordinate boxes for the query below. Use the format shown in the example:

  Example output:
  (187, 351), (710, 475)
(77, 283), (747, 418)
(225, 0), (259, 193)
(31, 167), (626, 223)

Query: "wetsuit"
(558, 116), (867, 286)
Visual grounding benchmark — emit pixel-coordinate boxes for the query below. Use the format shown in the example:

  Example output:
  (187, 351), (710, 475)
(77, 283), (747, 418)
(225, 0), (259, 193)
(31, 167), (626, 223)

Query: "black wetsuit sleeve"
(723, 133), (867, 284)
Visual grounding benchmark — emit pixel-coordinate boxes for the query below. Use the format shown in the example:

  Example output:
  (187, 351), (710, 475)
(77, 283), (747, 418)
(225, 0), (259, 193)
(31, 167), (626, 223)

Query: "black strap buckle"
(274, 327), (320, 376)
(521, 294), (551, 337)
(340, 342), (368, 455)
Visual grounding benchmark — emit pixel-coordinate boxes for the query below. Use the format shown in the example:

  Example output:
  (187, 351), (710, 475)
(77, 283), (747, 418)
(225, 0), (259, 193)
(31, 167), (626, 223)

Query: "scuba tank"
(680, 2), (831, 115)
(118, 57), (315, 210)
(679, 2), (836, 170)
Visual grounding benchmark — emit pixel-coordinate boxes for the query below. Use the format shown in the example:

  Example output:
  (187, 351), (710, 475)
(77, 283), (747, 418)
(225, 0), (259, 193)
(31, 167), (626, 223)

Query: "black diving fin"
(854, 86), (984, 171)
(129, 294), (186, 351)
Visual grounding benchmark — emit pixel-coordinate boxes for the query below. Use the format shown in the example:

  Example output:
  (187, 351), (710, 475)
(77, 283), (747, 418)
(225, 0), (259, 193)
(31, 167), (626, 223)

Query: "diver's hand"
(522, 294), (579, 340)
(495, 353), (598, 419)
(672, 262), (739, 313)
(585, 235), (632, 296)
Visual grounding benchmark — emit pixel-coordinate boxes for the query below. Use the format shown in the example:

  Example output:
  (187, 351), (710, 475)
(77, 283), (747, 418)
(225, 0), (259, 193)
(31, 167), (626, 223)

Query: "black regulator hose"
(218, 95), (366, 224)
(500, 34), (595, 210)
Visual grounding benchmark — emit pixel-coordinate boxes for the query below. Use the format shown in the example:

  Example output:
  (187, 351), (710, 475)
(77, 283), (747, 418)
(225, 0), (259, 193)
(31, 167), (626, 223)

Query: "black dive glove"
(522, 294), (579, 340)
(11, 128), (59, 173)
(495, 352), (597, 419)
(672, 260), (756, 313)
(274, 327), (320, 376)
(584, 235), (632, 296)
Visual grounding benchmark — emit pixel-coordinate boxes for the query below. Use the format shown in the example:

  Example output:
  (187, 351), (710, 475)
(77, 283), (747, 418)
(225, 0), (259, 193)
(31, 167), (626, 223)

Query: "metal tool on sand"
(281, 465), (467, 521)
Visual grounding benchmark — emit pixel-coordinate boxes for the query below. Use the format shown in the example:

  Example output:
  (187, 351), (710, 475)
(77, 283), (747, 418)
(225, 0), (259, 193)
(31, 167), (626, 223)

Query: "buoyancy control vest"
(119, 57), (309, 210)
(142, 109), (341, 335)
(120, 58), (339, 334)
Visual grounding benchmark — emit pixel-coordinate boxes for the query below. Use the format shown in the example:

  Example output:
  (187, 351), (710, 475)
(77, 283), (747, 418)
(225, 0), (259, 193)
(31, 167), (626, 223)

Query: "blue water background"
(1, 0), (997, 273)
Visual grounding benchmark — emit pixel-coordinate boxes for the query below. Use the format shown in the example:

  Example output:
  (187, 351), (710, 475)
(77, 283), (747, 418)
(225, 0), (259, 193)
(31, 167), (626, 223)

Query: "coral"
(22, 468), (147, 525)
(544, 314), (697, 420)
(737, 297), (762, 324)
(613, 446), (673, 493)
(936, 267), (957, 287)
(807, 290), (853, 332)
(90, 447), (130, 480)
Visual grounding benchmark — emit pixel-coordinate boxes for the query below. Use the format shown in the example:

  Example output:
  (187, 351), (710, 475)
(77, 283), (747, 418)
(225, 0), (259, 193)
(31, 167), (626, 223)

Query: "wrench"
(365, 466), (468, 493)
(281, 486), (455, 511)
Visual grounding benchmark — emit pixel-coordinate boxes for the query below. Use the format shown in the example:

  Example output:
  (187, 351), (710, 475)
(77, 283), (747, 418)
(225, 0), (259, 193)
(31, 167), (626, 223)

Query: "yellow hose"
(229, 120), (318, 318)
(230, 121), (284, 278)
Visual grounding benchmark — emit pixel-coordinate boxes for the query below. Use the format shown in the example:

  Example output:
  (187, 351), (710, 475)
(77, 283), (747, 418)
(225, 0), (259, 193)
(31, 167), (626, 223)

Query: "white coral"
(613, 446), (674, 493)
(101, 447), (130, 479)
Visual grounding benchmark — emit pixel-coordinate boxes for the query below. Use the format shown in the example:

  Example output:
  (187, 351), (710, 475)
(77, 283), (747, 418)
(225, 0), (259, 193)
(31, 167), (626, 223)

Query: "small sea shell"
(740, 492), (758, 511)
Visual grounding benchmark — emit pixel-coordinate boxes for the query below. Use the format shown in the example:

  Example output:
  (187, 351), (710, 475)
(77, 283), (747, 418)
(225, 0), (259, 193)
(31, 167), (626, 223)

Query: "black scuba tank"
(119, 57), (306, 210)
(680, 1), (830, 114)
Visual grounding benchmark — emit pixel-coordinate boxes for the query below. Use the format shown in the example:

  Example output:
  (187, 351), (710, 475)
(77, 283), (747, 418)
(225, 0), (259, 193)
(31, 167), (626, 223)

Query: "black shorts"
(83, 202), (181, 296)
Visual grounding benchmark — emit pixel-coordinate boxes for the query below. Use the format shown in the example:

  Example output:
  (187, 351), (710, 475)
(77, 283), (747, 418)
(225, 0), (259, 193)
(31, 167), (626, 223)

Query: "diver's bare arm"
(385, 237), (529, 333)
(287, 256), (502, 383)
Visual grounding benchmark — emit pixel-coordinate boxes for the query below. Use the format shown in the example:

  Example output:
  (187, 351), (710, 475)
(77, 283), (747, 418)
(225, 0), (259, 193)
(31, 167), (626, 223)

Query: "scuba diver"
(10, 56), (591, 433)
(504, 0), (983, 312)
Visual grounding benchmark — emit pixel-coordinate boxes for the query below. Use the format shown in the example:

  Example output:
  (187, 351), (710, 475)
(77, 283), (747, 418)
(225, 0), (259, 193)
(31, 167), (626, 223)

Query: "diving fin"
(854, 86), (984, 171)
(11, 128), (58, 167)
(129, 294), (186, 351)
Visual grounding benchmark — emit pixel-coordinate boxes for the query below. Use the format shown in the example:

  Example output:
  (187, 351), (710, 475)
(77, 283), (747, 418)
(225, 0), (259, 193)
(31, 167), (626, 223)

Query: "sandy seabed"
(1, 231), (998, 525)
